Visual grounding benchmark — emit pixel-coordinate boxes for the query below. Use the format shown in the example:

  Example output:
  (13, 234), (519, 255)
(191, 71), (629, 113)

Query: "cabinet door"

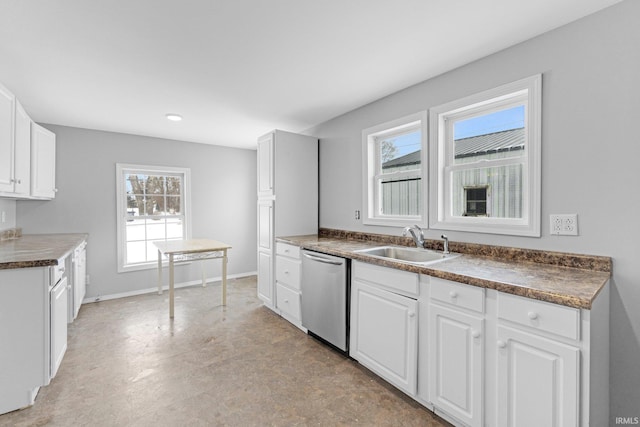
(429, 303), (484, 427)
(350, 279), (418, 395)
(257, 199), (273, 251)
(257, 133), (273, 197)
(50, 277), (68, 380)
(257, 250), (273, 306)
(497, 325), (580, 427)
(0, 84), (15, 192)
(30, 123), (56, 198)
(13, 101), (31, 196)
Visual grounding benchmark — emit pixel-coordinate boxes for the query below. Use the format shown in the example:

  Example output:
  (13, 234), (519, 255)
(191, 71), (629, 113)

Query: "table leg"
(222, 249), (227, 306)
(157, 249), (163, 295)
(169, 253), (175, 318)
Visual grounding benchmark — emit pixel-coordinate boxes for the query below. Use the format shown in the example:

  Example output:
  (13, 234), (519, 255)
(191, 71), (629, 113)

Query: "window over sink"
(116, 164), (191, 272)
(362, 112), (427, 227)
(429, 75), (542, 236)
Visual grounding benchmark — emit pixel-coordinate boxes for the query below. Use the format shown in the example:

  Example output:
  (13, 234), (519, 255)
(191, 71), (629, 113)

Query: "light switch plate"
(550, 214), (578, 235)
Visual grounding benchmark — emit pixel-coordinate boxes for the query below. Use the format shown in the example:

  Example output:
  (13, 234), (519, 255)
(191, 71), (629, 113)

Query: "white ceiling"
(0, 0), (622, 150)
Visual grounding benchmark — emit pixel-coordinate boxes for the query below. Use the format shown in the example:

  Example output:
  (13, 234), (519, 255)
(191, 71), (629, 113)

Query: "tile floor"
(0, 276), (451, 426)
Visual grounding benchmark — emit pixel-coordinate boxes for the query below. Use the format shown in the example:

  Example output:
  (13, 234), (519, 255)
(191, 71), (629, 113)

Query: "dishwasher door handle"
(303, 253), (344, 266)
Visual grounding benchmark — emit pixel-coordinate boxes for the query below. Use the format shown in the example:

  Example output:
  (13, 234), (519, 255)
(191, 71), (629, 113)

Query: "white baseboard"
(83, 271), (257, 303)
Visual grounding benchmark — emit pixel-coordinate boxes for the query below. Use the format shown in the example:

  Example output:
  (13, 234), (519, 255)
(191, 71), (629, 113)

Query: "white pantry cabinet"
(256, 130), (317, 312)
(30, 122), (56, 199)
(350, 261), (418, 396)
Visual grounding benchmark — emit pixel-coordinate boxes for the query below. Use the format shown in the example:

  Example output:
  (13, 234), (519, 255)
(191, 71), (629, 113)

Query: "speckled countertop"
(0, 234), (88, 270)
(277, 232), (611, 310)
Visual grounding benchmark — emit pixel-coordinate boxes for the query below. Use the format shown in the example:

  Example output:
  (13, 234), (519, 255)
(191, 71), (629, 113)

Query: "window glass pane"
(146, 241), (161, 262)
(145, 175), (165, 194)
(126, 241), (147, 264)
(146, 219), (166, 240)
(166, 196), (181, 215)
(147, 194), (165, 215)
(166, 177), (181, 196)
(379, 130), (421, 173)
(451, 164), (522, 218)
(125, 220), (146, 241)
(453, 105), (525, 165)
(380, 176), (422, 216)
(166, 218), (184, 239)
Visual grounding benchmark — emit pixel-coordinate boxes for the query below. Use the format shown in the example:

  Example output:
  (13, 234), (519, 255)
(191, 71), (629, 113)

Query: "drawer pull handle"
(471, 330), (481, 338)
(284, 249), (289, 253)
(284, 299), (289, 304)
(528, 311), (539, 320)
(449, 291), (458, 299)
(284, 270), (289, 274)
(497, 340), (507, 348)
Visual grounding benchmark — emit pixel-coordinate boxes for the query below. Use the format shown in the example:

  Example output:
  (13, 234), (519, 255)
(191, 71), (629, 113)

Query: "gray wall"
(307, 0), (639, 421)
(16, 125), (257, 299)
(0, 199), (16, 230)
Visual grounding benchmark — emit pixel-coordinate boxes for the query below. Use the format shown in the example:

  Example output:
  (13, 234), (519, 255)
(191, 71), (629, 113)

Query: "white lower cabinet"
(0, 259), (70, 415)
(417, 274), (608, 427)
(275, 242), (303, 328)
(429, 304), (484, 426)
(496, 325), (579, 427)
(350, 261), (418, 396)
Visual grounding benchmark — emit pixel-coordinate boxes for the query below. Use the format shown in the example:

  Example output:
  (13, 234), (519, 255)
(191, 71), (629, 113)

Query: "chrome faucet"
(441, 234), (450, 254)
(403, 225), (425, 248)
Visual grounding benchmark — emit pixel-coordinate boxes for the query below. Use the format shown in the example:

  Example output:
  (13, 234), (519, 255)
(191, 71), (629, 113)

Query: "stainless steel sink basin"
(355, 246), (459, 265)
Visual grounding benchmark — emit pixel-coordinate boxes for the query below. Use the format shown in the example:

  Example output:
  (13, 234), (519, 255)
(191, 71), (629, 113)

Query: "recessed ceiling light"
(165, 113), (182, 122)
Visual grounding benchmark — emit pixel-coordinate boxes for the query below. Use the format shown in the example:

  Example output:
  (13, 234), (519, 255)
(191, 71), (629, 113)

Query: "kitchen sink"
(355, 246), (459, 265)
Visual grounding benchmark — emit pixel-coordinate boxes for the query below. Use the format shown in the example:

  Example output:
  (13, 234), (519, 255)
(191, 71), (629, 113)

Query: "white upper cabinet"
(30, 123), (56, 199)
(0, 83), (16, 193)
(1, 81), (56, 200)
(257, 132), (274, 198)
(13, 101), (31, 196)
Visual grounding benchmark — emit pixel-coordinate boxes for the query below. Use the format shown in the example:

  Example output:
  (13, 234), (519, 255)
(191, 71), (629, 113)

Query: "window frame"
(116, 163), (192, 272)
(362, 111), (428, 227)
(428, 75), (542, 236)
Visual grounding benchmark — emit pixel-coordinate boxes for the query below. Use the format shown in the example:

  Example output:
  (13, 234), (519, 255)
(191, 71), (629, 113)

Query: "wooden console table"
(153, 239), (231, 318)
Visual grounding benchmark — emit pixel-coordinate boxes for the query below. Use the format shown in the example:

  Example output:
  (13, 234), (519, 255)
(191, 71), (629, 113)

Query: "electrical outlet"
(550, 214), (578, 236)
(355, 210), (360, 220)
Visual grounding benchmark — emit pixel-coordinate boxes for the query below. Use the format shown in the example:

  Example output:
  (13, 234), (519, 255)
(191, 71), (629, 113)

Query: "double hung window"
(116, 164), (191, 272)
(429, 75), (541, 236)
(362, 112), (427, 226)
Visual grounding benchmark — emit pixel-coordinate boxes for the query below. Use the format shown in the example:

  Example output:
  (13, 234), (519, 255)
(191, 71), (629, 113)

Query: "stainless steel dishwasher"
(301, 250), (349, 352)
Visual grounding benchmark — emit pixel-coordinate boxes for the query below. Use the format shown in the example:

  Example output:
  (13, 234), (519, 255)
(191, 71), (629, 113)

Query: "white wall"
(16, 125), (257, 299)
(307, 0), (639, 421)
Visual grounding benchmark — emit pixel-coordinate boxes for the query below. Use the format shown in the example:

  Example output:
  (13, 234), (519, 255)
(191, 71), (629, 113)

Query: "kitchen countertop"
(277, 234), (610, 310)
(0, 234), (88, 270)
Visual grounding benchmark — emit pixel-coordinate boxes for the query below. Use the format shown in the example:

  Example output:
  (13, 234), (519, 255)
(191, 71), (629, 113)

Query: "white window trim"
(428, 74), (542, 236)
(116, 163), (192, 273)
(362, 111), (428, 227)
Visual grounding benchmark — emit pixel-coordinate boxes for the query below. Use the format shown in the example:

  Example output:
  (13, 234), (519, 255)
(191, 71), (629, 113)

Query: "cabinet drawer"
(353, 261), (418, 297)
(498, 292), (580, 341)
(276, 256), (301, 290)
(430, 277), (485, 313)
(276, 283), (301, 321)
(276, 242), (300, 259)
